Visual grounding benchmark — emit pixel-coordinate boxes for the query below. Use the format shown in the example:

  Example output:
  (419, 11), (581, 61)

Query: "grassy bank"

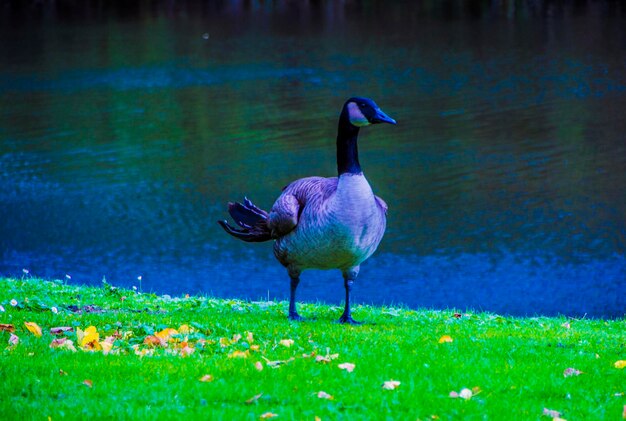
(0, 277), (624, 420)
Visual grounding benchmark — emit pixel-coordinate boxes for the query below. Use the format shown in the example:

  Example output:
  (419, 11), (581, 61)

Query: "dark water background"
(1, 1), (625, 318)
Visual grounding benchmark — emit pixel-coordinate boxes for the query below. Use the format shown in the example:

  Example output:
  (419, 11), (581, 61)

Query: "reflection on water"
(1, 1), (624, 318)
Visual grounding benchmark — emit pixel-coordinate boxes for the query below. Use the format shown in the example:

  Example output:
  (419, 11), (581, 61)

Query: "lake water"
(1, 1), (624, 318)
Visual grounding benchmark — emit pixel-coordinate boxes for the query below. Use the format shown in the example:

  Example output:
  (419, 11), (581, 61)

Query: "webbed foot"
(289, 312), (305, 321)
(338, 313), (362, 325)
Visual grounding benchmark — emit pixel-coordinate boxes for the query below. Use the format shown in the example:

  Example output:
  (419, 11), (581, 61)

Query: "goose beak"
(372, 108), (397, 125)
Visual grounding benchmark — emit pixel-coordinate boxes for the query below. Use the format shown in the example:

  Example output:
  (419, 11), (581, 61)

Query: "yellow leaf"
(178, 324), (190, 334)
(219, 337), (230, 347)
(382, 380), (401, 390)
(250, 345), (260, 352)
(338, 362), (355, 373)
(315, 417), (321, 421)
(615, 360), (626, 369)
(279, 339), (294, 348)
(260, 412), (277, 419)
(24, 322), (42, 337)
(438, 335), (453, 344)
(78, 326), (99, 348)
(155, 328), (178, 342)
(199, 374), (214, 382)
(228, 350), (250, 359)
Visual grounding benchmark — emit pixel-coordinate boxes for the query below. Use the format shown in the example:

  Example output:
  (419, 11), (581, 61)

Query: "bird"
(218, 97), (396, 324)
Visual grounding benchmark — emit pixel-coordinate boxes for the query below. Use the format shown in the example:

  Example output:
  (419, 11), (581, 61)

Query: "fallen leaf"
(245, 393), (263, 405)
(315, 349), (339, 363)
(622, 404), (626, 419)
(615, 360), (626, 369)
(561, 322), (571, 329)
(260, 412), (278, 419)
(0, 324), (15, 332)
(543, 408), (562, 418)
(59, 369), (67, 376)
(459, 388), (473, 400)
(438, 335), (453, 344)
(219, 337), (230, 348)
(8, 333), (19, 346)
(315, 417), (321, 421)
(143, 335), (164, 347)
(178, 324), (190, 334)
(77, 326), (99, 348)
(50, 326), (73, 335)
(50, 338), (77, 352)
(24, 322), (42, 337)
(199, 374), (214, 382)
(83, 379), (93, 388)
(338, 362), (355, 372)
(382, 380), (401, 390)
(453, 313), (462, 318)
(279, 339), (294, 348)
(316, 391), (333, 400)
(262, 356), (294, 368)
(246, 331), (254, 343)
(563, 368), (582, 377)
(228, 350), (250, 359)
(254, 361), (264, 371)
(250, 344), (260, 352)
(232, 333), (242, 343)
(100, 341), (113, 355)
(155, 328), (179, 342)
(179, 342), (195, 357)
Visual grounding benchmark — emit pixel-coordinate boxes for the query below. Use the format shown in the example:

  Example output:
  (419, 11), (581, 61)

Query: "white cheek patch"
(347, 102), (370, 127)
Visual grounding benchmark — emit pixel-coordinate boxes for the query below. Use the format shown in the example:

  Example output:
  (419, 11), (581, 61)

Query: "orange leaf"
(143, 335), (164, 347)
(0, 324), (15, 332)
(83, 379), (93, 388)
(438, 335), (453, 344)
(24, 322), (42, 337)
(260, 412), (277, 419)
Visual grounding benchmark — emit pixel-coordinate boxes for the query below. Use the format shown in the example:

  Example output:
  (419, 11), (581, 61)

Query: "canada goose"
(219, 97), (396, 324)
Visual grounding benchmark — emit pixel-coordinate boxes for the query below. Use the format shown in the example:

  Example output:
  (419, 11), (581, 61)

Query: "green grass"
(0, 277), (624, 420)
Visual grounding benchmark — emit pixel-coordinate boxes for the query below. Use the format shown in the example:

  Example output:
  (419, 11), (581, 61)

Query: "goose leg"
(288, 271), (304, 321)
(338, 266), (361, 324)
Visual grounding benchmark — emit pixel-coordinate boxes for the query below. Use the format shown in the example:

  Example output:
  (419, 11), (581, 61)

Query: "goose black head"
(344, 97), (397, 127)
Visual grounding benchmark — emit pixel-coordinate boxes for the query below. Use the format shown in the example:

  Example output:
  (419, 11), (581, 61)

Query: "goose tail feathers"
(218, 197), (273, 242)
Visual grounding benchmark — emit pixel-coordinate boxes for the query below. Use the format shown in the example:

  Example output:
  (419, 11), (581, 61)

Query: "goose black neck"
(336, 112), (362, 176)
